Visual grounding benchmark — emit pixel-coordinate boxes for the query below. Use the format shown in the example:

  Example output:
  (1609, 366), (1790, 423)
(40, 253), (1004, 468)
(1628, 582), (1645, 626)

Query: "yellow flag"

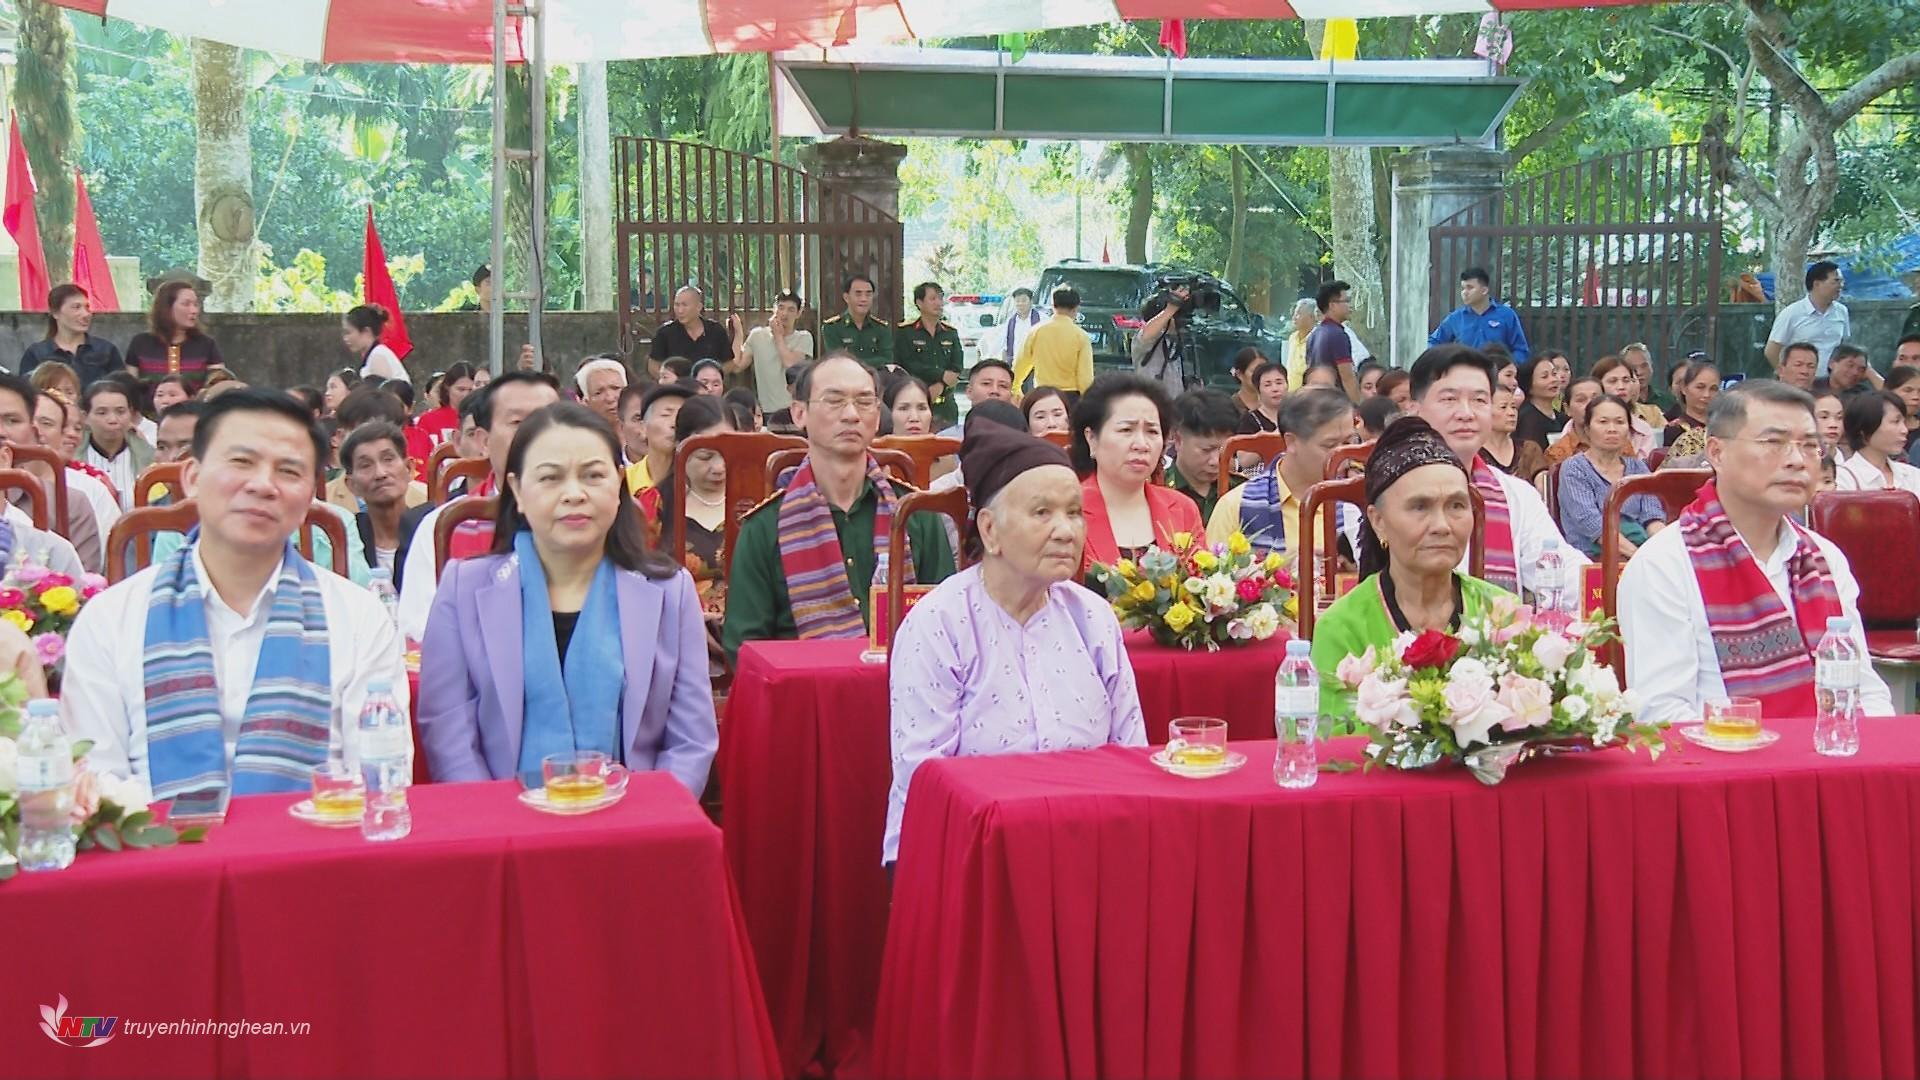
(1324, 18), (1359, 61)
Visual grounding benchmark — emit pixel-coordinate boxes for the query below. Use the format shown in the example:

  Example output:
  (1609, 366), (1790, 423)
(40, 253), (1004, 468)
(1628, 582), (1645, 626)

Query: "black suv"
(1030, 261), (1286, 392)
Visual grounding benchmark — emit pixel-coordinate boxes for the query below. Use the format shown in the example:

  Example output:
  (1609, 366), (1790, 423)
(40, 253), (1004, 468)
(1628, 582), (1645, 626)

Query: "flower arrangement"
(1334, 595), (1665, 784)
(0, 564), (107, 671)
(1093, 531), (1294, 651)
(0, 677), (206, 881)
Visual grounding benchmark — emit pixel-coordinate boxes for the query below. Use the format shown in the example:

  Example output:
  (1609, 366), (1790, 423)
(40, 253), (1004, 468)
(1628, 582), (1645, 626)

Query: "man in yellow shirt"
(1206, 389), (1354, 566)
(1012, 288), (1094, 396)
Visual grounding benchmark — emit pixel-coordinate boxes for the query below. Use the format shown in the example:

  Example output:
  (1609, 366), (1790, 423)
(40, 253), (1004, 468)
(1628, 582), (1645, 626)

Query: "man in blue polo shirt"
(1427, 267), (1530, 364)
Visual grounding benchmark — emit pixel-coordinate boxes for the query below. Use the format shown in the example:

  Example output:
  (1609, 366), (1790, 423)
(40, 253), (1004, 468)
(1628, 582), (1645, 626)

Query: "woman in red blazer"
(1071, 373), (1204, 573)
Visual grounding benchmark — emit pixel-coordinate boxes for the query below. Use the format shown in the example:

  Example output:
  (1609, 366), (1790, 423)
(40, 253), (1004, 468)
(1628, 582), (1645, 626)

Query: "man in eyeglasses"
(1620, 379), (1890, 727)
(721, 353), (955, 662)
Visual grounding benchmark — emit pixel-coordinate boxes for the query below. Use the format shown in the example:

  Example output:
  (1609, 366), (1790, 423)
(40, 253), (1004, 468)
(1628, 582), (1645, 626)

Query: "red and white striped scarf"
(1469, 458), (1518, 592)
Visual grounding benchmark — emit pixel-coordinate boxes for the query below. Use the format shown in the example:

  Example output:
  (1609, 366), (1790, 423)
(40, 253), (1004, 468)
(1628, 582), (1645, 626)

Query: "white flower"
(1448, 657), (1496, 696)
(1226, 618), (1253, 640)
(1337, 645), (1378, 689)
(1559, 695), (1590, 722)
(1531, 633), (1577, 674)
(1569, 659), (1621, 703)
(1457, 624), (1483, 647)
(1355, 673), (1418, 731)
(1496, 674), (1554, 731)
(1203, 575), (1237, 613)
(1391, 630), (1418, 660)
(93, 770), (148, 814)
(1244, 603), (1280, 640)
(0, 735), (14, 794)
(1183, 576), (1208, 597)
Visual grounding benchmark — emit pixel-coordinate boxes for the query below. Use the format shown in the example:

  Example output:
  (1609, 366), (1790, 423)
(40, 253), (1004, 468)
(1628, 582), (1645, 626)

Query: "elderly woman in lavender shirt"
(884, 422), (1146, 867)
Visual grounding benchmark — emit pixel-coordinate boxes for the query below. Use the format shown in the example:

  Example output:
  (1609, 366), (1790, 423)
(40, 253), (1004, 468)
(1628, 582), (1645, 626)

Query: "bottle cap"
(25, 697), (58, 715)
(1827, 615), (1849, 632)
(368, 681), (393, 695)
(1286, 639), (1311, 657)
(370, 567), (391, 580)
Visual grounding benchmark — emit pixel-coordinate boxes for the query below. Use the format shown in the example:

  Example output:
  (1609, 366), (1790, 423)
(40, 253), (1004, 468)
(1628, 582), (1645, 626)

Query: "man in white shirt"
(1620, 380), (1891, 727)
(63, 388), (408, 808)
(1765, 260), (1850, 375)
(732, 291), (813, 421)
(396, 371), (561, 642)
(1405, 344), (1584, 600)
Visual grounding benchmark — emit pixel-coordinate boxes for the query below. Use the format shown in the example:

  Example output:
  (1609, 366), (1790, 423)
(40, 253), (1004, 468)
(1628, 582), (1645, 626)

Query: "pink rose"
(1336, 645), (1378, 690)
(32, 632), (63, 667)
(0, 587), (25, 610)
(1444, 661), (1511, 748)
(35, 573), (72, 593)
(69, 768), (101, 825)
(1496, 673), (1554, 731)
(1355, 672), (1417, 731)
(1488, 594), (1520, 625)
(12, 564), (48, 587)
(1531, 632), (1577, 674)
(80, 573), (107, 599)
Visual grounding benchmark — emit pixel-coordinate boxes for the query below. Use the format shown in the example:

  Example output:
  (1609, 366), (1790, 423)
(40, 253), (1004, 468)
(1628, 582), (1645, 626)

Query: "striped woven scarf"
(1680, 481), (1840, 718)
(1470, 458), (1518, 592)
(777, 454), (912, 639)
(143, 539), (334, 816)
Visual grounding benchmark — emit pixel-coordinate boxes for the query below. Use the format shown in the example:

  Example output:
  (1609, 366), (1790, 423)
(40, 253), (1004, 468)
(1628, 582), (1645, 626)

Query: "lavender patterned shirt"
(885, 565), (1146, 864)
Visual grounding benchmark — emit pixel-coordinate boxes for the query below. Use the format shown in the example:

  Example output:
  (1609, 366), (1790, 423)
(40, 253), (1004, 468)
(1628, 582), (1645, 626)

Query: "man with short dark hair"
(154, 401), (206, 465)
(895, 282), (965, 427)
(1895, 333), (1920, 372)
(991, 286), (1044, 364)
(82, 379), (154, 510)
(0, 372), (89, 573)
(1825, 343), (1876, 396)
(1165, 390), (1240, 520)
(625, 383), (694, 494)
(343, 421), (432, 589)
(1774, 341), (1820, 391)
(936, 360), (1016, 439)
(736, 291), (813, 422)
(819, 274), (893, 368)
(1305, 280), (1363, 401)
(1766, 260), (1850, 373)
(1012, 288), (1093, 395)
(64, 388), (409, 809)
(325, 386), (428, 514)
(721, 355), (954, 662)
(647, 285), (735, 377)
(1621, 379), (1890, 727)
(1427, 267), (1531, 363)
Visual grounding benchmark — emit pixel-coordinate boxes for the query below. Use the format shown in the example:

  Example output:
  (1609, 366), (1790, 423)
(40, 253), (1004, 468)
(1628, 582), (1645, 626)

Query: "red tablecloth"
(721, 631), (1290, 1076)
(4, 776), (780, 1080)
(875, 720), (1920, 1079)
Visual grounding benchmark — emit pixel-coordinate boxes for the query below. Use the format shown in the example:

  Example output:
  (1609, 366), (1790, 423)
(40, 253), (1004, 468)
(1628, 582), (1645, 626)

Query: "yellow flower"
(1228, 532), (1252, 557)
(1171, 532), (1193, 551)
(38, 586), (78, 616)
(1264, 552), (1283, 573)
(3, 609), (32, 633)
(1159, 576), (1178, 591)
(1163, 602), (1197, 633)
(1115, 559), (1137, 579)
(1193, 550), (1218, 572)
(1130, 580), (1158, 604)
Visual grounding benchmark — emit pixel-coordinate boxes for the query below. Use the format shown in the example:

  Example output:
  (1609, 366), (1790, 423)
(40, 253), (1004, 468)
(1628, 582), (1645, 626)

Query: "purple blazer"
(418, 552), (717, 796)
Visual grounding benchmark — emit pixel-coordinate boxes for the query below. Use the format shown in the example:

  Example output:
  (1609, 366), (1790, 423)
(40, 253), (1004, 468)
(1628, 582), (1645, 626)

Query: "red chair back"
(105, 500), (201, 583)
(1296, 477), (1486, 641)
(1218, 433), (1285, 488)
(1598, 468), (1712, 675)
(0, 469), (48, 530)
(669, 431), (804, 578)
(426, 442), (468, 503)
(1811, 490), (1920, 627)
(134, 461), (186, 507)
(873, 435), (962, 489)
(886, 487), (974, 645)
(10, 445), (69, 536)
(1325, 439), (1375, 480)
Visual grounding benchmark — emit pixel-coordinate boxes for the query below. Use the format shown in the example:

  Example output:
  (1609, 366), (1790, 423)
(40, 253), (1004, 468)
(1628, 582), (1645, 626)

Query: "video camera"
(1144, 274), (1223, 323)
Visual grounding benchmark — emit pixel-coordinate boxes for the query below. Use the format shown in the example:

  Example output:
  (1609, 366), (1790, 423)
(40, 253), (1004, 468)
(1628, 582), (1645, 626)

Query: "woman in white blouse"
(344, 304), (410, 383)
(1835, 390), (1920, 496)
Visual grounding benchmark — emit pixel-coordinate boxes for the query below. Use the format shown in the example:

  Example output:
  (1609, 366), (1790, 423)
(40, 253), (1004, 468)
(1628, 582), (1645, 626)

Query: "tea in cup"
(1166, 717), (1229, 767)
(310, 760), (366, 821)
(542, 751), (630, 805)
(1704, 697), (1762, 742)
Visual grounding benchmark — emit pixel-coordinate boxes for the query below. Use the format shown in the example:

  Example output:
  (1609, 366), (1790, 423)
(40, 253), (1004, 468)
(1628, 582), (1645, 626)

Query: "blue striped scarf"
(143, 540), (334, 816)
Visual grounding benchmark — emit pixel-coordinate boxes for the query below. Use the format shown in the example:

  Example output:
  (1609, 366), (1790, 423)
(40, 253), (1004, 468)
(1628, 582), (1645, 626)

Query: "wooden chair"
(438, 457), (491, 504)
(0, 468), (48, 529)
(1038, 430), (1071, 449)
(668, 431), (805, 578)
(1598, 469), (1712, 677)
(765, 447), (918, 492)
(885, 487), (973, 644)
(874, 435), (962, 489)
(1325, 439), (1376, 480)
(299, 503), (352, 577)
(10, 445), (69, 536)
(1296, 476), (1486, 641)
(433, 496), (500, 582)
(134, 461), (186, 507)
(106, 500), (200, 582)
(426, 442), (467, 503)
(1219, 432), (1285, 486)
(1541, 459), (1566, 528)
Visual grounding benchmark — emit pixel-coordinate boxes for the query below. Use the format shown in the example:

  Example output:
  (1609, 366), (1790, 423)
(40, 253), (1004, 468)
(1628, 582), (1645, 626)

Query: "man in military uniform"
(721, 355), (955, 663)
(894, 282), (966, 428)
(819, 274), (894, 369)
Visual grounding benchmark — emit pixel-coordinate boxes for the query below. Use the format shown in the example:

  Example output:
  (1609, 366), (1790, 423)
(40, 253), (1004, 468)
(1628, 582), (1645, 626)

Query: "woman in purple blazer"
(419, 402), (717, 795)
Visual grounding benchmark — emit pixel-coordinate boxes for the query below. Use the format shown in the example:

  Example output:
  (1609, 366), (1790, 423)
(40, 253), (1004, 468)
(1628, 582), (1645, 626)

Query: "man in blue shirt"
(1428, 267), (1530, 364)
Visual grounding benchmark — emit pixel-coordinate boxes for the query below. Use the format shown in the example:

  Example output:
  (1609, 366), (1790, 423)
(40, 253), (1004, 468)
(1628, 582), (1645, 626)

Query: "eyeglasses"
(805, 393), (880, 414)
(1729, 436), (1823, 461)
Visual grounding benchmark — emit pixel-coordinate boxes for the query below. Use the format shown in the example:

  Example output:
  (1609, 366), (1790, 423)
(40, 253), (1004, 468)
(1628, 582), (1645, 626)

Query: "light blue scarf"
(513, 531), (625, 785)
(144, 538), (332, 816)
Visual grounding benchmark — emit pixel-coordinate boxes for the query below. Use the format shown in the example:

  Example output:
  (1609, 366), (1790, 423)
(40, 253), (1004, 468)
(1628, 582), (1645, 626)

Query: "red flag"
(1158, 19), (1187, 59)
(363, 205), (413, 359)
(1101, 241), (1111, 264)
(71, 170), (118, 311)
(4, 113), (49, 310)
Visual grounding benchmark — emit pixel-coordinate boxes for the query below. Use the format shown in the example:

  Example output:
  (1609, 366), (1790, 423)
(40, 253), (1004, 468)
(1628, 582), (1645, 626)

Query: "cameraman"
(1132, 283), (1191, 396)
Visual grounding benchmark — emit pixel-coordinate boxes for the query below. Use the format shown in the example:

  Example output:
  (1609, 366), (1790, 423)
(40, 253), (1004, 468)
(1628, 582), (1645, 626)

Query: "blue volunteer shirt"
(1428, 301), (1531, 363)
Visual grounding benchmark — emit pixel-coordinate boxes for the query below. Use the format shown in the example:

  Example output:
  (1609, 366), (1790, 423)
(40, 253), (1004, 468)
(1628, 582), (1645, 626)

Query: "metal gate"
(1428, 144), (1722, 372)
(615, 137), (903, 351)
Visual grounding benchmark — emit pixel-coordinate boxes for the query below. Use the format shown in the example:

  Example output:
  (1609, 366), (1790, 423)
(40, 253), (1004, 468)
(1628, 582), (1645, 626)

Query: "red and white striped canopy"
(52, 0), (1657, 62)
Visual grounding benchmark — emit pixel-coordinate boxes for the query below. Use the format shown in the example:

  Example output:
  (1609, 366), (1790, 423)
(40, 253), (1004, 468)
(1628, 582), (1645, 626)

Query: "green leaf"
(69, 739), (94, 760)
(120, 810), (153, 834)
(1319, 759), (1361, 774)
(179, 825), (209, 844)
(94, 826), (122, 852)
(137, 827), (179, 847)
(0, 860), (14, 881)
(120, 827), (150, 850)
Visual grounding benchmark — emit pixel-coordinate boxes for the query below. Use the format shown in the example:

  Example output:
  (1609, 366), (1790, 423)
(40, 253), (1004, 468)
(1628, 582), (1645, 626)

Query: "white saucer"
(517, 784), (628, 816)
(1678, 724), (1782, 753)
(1149, 748), (1248, 779)
(287, 799), (362, 828)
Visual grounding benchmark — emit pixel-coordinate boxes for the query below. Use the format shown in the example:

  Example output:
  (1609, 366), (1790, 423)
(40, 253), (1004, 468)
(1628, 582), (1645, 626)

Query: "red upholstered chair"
(669, 431), (804, 579)
(1597, 469), (1712, 676)
(1038, 430), (1071, 449)
(433, 496), (500, 582)
(1295, 476), (1486, 642)
(1811, 490), (1920, 632)
(1541, 459), (1566, 528)
(1324, 439), (1375, 480)
(873, 435), (962, 489)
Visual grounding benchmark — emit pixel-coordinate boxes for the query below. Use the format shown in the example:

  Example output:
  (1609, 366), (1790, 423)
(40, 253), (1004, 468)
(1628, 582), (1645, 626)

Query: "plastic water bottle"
(368, 567), (400, 628)
(1814, 616), (1862, 757)
(1274, 640), (1319, 789)
(16, 698), (76, 871)
(357, 681), (413, 841)
(1531, 538), (1571, 628)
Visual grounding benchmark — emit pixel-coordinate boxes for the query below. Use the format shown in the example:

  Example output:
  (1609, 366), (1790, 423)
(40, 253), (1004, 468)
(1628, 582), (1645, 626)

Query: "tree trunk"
(190, 39), (255, 313)
(577, 61), (614, 311)
(1225, 150), (1248, 287)
(17, 0), (77, 289)
(1306, 21), (1387, 357)
(1124, 144), (1152, 264)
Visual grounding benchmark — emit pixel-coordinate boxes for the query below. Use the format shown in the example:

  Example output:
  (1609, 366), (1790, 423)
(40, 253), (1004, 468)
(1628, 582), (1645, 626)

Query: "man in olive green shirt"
(722, 355), (955, 662)
(819, 273), (894, 369)
(894, 281), (965, 427)
(1164, 389), (1241, 521)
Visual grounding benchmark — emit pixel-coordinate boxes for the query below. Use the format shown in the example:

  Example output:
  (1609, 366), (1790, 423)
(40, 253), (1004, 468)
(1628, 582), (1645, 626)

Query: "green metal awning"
(774, 48), (1526, 146)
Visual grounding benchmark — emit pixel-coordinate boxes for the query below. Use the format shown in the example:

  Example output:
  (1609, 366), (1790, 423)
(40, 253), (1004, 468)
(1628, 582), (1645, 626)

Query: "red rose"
(1271, 568), (1295, 591)
(36, 573), (73, 592)
(1237, 577), (1265, 603)
(1400, 629), (1464, 670)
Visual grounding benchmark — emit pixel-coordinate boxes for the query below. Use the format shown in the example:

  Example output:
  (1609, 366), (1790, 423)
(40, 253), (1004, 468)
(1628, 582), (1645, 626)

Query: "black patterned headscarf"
(1356, 415), (1469, 579)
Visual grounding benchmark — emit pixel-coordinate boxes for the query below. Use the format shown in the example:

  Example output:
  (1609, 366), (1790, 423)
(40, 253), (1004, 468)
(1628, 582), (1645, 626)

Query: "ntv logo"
(40, 995), (118, 1047)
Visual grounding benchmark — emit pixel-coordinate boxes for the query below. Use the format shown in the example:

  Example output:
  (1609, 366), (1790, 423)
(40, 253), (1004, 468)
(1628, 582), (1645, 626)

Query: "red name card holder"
(861, 584), (935, 664)
(1581, 564), (1605, 618)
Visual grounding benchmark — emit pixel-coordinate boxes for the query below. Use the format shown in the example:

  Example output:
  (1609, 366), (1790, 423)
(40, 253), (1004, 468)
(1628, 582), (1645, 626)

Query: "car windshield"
(1036, 269), (1145, 311)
